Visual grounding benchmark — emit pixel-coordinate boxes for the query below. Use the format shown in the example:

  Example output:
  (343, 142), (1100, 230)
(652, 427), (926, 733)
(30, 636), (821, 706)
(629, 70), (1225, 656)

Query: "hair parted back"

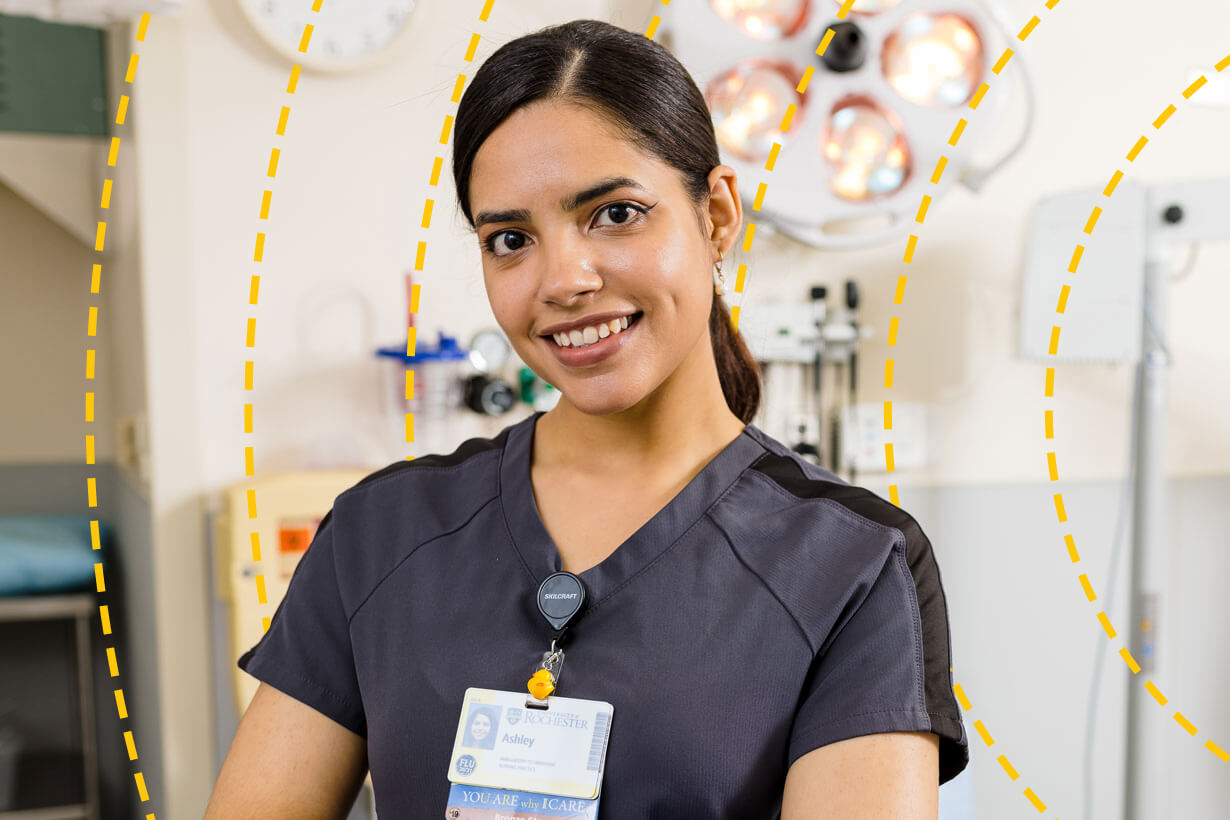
(451, 18), (762, 425)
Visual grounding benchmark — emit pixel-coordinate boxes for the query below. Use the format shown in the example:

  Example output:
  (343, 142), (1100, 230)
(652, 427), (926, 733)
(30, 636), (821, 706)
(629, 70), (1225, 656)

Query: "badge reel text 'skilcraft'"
(444, 572), (615, 818)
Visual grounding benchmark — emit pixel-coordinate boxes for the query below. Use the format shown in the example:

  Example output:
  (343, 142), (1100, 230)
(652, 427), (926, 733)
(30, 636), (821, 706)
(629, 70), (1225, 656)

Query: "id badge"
(446, 687), (613, 806)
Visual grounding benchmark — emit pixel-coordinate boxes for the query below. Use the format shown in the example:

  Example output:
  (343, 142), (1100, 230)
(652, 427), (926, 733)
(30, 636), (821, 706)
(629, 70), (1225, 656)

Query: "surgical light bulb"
(706, 61), (805, 162)
(882, 13), (984, 106)
(709, 0), (811, 40)
(823, 98), (910, 201)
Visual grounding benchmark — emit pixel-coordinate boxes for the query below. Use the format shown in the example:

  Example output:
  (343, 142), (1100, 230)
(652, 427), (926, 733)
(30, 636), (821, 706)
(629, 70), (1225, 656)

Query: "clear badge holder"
(526, 647), (564, 710)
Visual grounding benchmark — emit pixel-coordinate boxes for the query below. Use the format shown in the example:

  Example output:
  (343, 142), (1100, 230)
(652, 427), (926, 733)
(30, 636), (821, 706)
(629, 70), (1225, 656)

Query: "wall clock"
(236, 0), (418, 74)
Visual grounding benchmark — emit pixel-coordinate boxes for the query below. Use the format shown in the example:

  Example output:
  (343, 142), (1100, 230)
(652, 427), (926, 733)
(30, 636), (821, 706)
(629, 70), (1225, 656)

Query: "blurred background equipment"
(1020, 176), (1230, 820)
(211, 471), (375, 815)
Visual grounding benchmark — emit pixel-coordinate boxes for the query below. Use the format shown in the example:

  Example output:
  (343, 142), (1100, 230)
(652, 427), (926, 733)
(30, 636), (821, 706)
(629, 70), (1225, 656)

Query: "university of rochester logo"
(505, 707), (522, 725)
(455, 754), (477, 776)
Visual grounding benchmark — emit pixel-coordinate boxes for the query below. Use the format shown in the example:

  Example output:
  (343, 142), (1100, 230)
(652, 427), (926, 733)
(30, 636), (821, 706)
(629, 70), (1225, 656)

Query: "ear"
(705, 164), (743, 259)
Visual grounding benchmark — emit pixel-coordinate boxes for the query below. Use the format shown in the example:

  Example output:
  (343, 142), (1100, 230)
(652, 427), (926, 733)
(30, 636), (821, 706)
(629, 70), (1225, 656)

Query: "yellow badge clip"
(527, 668), (556, 700)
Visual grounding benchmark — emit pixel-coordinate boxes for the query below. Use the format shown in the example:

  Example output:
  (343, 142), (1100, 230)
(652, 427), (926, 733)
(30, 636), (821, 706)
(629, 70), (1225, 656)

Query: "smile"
(542, 312), (643, 367)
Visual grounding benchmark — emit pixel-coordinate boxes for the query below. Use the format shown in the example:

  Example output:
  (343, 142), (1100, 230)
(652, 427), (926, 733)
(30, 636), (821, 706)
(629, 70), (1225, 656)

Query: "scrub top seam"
(335, 449), (501, 502)
(579, 454), (768, 618)
(920, 522), (960, 704)
(346, 491), (503, 626)
(495, 430), (554, 586)
(795, 704), (933, 731)
(743, 467), (908, 549)
(890, 534), (929, 718)
(708, 515), (814, 654)
(497, 493), (543, 586)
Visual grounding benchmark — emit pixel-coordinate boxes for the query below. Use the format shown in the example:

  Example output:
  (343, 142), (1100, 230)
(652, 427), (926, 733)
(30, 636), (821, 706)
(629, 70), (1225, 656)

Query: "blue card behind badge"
(445, 783), (599, 819)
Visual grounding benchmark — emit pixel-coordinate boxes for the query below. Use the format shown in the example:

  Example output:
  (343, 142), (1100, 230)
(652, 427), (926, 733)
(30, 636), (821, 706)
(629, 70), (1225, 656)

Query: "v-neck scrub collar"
(500, 410), (770, 603)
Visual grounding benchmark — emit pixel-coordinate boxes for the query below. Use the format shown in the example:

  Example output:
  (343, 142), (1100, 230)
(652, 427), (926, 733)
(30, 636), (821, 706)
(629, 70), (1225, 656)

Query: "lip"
(543, 312), (642, 368)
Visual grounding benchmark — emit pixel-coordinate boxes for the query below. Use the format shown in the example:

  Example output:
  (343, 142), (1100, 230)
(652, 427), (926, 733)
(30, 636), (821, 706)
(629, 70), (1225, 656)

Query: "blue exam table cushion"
(0, 516), (110, 596)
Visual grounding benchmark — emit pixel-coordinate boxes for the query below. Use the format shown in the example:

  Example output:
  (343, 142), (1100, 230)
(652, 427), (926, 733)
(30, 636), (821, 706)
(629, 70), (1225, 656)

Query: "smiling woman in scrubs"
(207, 18), (968, 820)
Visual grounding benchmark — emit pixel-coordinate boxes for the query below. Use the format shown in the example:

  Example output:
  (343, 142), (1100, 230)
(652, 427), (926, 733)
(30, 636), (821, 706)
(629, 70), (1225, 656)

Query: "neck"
(533, 341), (746, 478)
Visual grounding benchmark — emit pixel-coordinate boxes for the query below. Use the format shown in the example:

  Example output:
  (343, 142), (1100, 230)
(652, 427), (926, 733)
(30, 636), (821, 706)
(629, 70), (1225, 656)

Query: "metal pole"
(1123, 243), (1172, 820)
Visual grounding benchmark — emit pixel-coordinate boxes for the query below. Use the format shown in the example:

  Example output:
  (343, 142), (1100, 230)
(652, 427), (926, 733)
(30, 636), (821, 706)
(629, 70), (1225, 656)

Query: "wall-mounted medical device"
(740, 280), (875, 478)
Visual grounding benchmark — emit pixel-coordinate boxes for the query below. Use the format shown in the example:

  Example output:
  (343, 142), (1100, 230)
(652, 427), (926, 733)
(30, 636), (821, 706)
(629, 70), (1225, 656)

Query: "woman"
(461, 707), (498, 751)
(207, 18), (968, 819)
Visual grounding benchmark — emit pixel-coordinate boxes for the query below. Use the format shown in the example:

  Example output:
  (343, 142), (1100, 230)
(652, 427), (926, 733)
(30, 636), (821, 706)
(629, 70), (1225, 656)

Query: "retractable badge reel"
(528, 571), (585, 704)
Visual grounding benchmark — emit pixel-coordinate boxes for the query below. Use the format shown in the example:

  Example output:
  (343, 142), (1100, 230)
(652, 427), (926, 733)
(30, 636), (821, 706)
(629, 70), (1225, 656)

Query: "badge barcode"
(586, 711), (610, 772)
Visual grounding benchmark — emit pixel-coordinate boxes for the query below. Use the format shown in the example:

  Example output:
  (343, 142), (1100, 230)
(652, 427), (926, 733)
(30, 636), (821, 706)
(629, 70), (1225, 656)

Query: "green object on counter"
(517, 366), (557, 404)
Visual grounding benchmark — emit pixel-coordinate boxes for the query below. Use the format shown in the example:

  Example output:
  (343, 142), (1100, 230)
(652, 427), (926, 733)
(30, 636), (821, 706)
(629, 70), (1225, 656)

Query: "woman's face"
(470, 713), (492, 742)
(468, 100), (741, 418)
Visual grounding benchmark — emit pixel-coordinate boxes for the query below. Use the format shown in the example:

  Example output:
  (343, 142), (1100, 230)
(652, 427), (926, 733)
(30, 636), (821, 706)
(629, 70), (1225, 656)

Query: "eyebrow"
(473, 176), (649, 230)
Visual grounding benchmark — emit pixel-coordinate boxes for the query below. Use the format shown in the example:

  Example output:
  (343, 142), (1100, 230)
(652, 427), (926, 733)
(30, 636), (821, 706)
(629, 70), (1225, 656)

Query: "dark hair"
(451, 18), (761, 424)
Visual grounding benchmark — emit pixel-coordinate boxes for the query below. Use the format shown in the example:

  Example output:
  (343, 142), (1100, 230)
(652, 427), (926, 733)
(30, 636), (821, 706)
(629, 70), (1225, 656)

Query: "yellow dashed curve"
(77, 10), (159, 816)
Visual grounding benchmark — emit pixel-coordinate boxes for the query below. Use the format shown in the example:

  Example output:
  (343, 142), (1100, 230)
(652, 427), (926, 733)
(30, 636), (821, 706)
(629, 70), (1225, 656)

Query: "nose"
(537, 228), (604, 302)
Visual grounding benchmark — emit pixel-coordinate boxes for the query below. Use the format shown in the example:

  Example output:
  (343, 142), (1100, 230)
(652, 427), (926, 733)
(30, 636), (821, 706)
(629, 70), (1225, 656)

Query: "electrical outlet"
(843, 402), (930, 472)
(115, 412), (151, 493)
(115, 416), (139, 470)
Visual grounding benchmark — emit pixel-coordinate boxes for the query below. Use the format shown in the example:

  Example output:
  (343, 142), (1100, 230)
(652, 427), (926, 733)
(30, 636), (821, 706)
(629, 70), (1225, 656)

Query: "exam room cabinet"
(0, 594), (100, 820)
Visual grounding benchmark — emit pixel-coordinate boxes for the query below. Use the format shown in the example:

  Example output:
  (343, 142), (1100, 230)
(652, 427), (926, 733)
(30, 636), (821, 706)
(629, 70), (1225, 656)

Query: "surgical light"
(662, 0), (1032, 248)
(706, 61), (807, 162)
(708, 0), (811, 41)
(883, 13), (984, 106)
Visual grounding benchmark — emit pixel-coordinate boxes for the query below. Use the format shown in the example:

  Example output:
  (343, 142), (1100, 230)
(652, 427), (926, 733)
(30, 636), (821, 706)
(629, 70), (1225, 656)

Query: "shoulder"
(739, 426), (927, 549)
(714, 426), (938, 652)
(335, 427), (509, 513)
(321, 424), (514, 615)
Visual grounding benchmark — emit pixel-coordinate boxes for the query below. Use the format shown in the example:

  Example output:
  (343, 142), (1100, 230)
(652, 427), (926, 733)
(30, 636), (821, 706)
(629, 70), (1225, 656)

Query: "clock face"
(237, 0), (417, 73)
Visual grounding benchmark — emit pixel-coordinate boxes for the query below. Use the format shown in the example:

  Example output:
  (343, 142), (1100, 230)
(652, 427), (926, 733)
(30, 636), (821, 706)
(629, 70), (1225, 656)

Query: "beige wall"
(0, 178), (117, 463)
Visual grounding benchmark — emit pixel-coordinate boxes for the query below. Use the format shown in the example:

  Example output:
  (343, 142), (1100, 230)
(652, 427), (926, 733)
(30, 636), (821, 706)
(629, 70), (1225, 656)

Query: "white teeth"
(551, 314), (637, 348)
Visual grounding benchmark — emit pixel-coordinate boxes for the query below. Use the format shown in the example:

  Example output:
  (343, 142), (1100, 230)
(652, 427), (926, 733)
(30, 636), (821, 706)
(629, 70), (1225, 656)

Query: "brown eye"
(594, 201), (649, 228)
(484, 230), (527, 256)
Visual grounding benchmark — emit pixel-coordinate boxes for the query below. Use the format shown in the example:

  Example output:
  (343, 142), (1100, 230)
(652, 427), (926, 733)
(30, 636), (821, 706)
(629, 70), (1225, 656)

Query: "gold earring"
(714, 250), (727, 296)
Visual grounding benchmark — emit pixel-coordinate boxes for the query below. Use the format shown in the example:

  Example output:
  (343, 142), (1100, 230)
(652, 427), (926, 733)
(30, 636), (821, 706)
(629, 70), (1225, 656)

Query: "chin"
(558, 390), (644, 417)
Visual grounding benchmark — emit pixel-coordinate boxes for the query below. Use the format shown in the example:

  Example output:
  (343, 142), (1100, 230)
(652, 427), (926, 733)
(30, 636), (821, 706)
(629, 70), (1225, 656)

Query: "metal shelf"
(0, 593), (98, 820)
(0, 802), (89, 819)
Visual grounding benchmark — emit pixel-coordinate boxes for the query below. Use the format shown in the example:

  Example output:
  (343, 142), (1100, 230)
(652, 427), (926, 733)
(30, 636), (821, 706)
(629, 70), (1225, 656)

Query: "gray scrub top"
(238, 409), (969, 817)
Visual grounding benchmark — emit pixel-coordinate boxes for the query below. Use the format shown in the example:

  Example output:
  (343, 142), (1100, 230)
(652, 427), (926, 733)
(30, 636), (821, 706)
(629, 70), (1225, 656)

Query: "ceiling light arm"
(956, 2), (1037, 194)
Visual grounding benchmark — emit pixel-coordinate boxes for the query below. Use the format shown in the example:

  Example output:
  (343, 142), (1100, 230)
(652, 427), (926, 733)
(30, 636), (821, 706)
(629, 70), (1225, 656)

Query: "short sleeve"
(787, 525), (969, 785)
(237, 510), (366, 737)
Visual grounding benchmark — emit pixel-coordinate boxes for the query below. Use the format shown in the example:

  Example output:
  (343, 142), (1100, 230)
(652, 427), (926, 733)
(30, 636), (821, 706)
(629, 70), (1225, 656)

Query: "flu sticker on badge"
(448, 688), (613, 800)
